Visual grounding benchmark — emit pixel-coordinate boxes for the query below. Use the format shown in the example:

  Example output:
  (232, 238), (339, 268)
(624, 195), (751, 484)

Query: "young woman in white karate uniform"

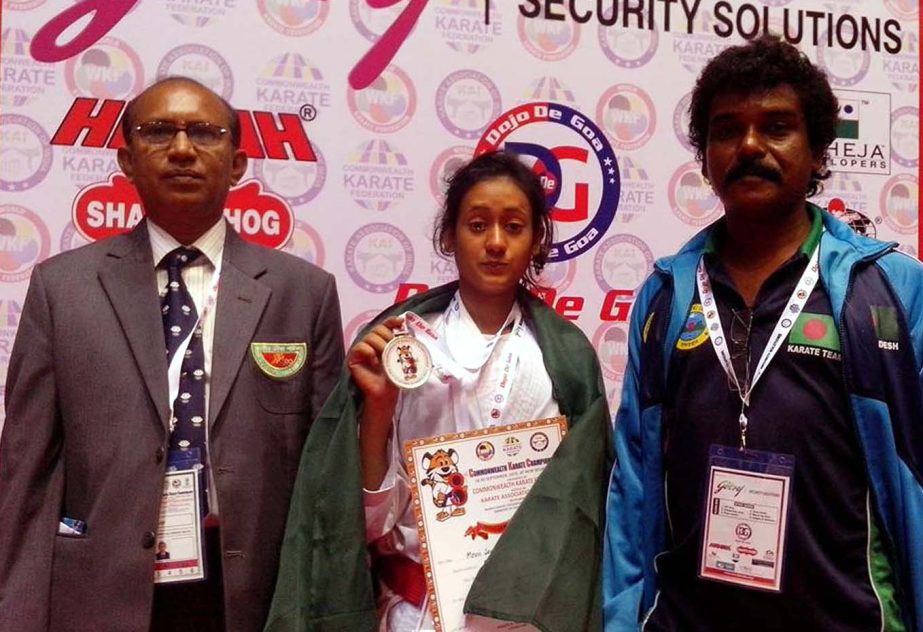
(348, 151), (590, 632)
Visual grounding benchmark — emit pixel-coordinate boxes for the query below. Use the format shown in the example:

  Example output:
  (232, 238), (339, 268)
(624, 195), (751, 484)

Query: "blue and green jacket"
(603, 209), (923, 631)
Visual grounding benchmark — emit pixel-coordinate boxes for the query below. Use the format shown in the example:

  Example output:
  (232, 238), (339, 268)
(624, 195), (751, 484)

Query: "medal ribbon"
(402, 292), (525, 429)
(695, 244), (820, 448)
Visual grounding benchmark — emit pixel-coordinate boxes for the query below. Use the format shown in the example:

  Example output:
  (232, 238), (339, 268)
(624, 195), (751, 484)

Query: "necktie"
(160, 247), (209, 513)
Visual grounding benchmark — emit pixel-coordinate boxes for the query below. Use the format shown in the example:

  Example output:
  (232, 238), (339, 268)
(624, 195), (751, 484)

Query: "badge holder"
(382, 328), (433, 390)
(699, 445), (795, 592)
(153, 449), (207, 584)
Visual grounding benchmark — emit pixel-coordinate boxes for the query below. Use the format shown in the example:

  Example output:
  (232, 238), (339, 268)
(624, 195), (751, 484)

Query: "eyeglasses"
(728, 307), (752, 395)
(133, 121), (229, 148)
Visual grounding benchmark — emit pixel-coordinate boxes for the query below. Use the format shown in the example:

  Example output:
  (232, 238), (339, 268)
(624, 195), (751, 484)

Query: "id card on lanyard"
(154, 256), (221, 584)
(693, 245), (819, 591)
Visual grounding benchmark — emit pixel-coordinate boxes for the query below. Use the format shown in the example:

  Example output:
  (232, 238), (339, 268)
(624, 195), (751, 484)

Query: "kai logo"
(51, 98), (316, 162)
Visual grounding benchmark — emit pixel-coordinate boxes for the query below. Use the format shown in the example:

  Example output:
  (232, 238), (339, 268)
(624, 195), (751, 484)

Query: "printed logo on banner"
(757, 0), (794, 6)
(883, 30), (918, 93)
(878, 173), (918, 235)
(71, 174), (295, 248)
(349, 0), (405, 41)
(521, 76), (579, 108)
(343, 139), (415, 211)
(2, 0), (46, 10)
(157, 45), (234, 100)
(435, 0), (501, 53)
(0, 114), (53, 192)
(347, 65), (417, 134)
(1, 29), (57, 108)
(593, 322), (629, 382)
(884, 0), (919, 20)
(825, 198), (877, 239)
(476, 102), (621, 262)
(430, 252), (459, 285)
(537, 259), (578, 295)
(344, 223), (414, 294)
(820, 171), (869, 215)
(518, 10), (580, 61)
(435, 70), (503, 140)
(167, 0), (238, 27)
(253, 144), (327, 207)
(817, 31), (871, 87)
(59, 220), (91, 254)
(283, 220), (325, 267)
(0, 205), (51, 283)
(891, 107), (918, 169)
(593, 234), (654, 293)
(344, 308), (383, 348)
(598, 21), (658, 69)
(673, 9), (729, 74)
(430, 145), (472, 203)
(618, 156), (655, 223)
(669, 161), (722, 227)
(63, 36), (143, 99)
(828, 90), (890, 175)
(672, 92), (694, 154)
(0, 300), (23, 381)
(60, 146), (120, 189)
(258, 0), (329, 37)
(597, 84), (655, 151)
(256, 52), (332, 113)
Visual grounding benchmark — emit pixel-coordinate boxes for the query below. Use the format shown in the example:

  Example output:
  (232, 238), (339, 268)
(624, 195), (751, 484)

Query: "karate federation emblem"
(250, 342), (308, 379)
(676, 303), (710, 351)
(476, 102), (620, 262)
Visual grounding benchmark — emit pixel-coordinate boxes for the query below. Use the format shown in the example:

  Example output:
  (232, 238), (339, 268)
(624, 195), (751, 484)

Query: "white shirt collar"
(148, 218), (226, 268)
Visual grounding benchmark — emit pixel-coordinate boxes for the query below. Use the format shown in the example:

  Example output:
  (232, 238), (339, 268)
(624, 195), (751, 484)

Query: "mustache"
(725, 162), (782, 184)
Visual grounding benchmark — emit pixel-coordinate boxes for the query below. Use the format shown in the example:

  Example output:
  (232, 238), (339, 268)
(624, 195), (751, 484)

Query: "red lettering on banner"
(50, 100), (316, 162)
(253, 112), (317, 161)
(555, 296), (584, 321)
(600, 290), (635, 322)
(51, 98), (123, 148)
(349, 0), (430, 89)
(31, 0), (425, 94)
(30, 0), (139, 63)
(394, 283), (430, 303)
(548, 146), (590, 223)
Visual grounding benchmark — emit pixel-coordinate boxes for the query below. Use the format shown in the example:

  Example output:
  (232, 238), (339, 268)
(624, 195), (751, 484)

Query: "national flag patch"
(250, 342), (308, 379)
(870, 306), (900, 342)
(837, 99), (860, 139)
(788, 313), (840, 352)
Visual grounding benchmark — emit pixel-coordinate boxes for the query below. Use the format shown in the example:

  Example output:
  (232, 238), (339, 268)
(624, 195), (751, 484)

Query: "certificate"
(153, 468), (205, 584)
(405, 416), (567, 632)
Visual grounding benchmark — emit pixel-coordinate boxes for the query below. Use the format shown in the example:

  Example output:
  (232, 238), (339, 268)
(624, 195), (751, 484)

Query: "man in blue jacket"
(604, 35), (923, 631)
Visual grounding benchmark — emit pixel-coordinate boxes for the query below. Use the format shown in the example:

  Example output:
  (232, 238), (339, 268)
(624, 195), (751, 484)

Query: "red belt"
(373, 554), (426, 608)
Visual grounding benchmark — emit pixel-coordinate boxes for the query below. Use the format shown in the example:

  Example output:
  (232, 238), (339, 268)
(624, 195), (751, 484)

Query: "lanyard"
(167, 256), (222, 418)
(696, 244), (820, 449)
(402, 293), (525, 429)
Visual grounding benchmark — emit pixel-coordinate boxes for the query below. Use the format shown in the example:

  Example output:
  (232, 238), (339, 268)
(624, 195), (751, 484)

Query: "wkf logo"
(72, 174), (294, 249)
(50, 98), (317, 162)
(476, 102), (620, 262)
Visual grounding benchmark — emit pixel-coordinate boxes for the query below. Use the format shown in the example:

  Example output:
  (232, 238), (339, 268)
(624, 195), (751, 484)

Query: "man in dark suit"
(0, 76), (344, 631)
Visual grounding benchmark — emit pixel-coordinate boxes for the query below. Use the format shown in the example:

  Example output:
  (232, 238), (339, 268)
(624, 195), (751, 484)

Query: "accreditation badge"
(154, 452), (206, 584)
(382, 332), (433, 389)
(699, 445), (794, 592)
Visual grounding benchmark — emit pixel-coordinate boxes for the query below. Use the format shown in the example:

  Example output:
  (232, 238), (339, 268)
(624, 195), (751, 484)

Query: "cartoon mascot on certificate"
(420, 448), (468, 522)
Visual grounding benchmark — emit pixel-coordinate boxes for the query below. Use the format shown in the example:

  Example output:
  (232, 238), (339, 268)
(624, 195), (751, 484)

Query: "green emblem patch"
(250, 342), (308, 379)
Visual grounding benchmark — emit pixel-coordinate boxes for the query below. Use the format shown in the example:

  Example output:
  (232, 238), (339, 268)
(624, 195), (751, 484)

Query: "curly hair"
(688, 34), (839, 197)
(433, 150), (554, 288)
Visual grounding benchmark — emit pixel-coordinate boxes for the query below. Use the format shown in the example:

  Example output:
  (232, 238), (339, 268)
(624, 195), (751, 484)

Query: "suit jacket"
(0, 221), (345, 632)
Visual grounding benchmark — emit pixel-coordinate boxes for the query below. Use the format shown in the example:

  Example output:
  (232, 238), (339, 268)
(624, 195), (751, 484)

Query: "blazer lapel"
(97, 222), (171, 429)
(209, 229), (271, 429)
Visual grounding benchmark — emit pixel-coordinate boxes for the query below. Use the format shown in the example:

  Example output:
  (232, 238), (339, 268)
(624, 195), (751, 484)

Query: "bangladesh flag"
(870, 306), (900, 341)
(788, 313), (840, 351)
